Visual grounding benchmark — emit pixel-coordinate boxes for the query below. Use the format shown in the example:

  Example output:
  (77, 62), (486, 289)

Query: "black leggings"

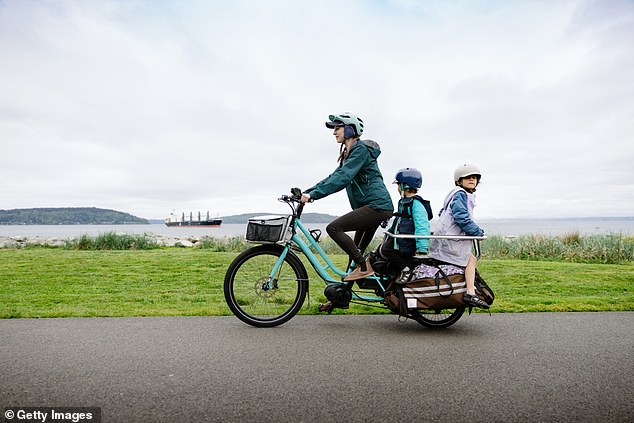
(326, 206), (393, 266)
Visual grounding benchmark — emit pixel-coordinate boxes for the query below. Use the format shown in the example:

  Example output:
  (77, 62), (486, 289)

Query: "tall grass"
(195, 236), (248, 251)
(196, 232), (633, 264)
(14, 231), (633, 264)
(66, 232), (159, 250)
(483, 233), (634, 264)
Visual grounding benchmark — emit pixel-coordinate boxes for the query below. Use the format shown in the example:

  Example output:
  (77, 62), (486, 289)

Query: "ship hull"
(165, 219), (222, 227)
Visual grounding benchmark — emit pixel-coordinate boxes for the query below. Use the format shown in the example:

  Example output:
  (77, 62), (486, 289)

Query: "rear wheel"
(224, 245), (308, 328)
(409, 307), (465, 329)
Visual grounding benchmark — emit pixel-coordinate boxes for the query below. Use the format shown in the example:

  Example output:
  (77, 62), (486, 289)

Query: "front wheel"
(409, 307), (465, 329)
(224, 245), (309, 327)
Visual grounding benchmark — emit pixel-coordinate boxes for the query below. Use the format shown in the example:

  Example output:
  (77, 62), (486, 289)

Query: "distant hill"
(219, 212), (338, 224)
(0, 208), (149, 225)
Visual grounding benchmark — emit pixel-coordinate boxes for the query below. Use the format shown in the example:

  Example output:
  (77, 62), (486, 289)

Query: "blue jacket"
(305, 139), (393, 212)
(448, 190), (484, 236)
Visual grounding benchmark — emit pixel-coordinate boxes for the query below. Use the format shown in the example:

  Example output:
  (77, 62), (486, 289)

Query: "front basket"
(245, 215), (292, 244)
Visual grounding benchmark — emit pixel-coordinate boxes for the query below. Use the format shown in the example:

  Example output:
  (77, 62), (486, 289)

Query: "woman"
(301, 113), (393, 284)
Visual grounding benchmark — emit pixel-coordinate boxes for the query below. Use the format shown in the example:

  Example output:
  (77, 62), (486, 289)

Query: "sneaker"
(342, 258), (374, 281)
(463, 293), (490, 309)
(397, 267), (412, 284)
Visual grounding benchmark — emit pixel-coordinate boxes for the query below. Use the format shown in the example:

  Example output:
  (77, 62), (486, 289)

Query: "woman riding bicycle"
(301, 113), (393, 285)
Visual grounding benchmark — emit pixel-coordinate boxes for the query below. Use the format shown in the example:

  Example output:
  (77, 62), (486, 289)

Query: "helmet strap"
(399, 183), (407, 198)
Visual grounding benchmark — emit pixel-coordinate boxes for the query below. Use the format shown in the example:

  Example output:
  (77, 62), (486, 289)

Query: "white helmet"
(454, 164), (481, 183)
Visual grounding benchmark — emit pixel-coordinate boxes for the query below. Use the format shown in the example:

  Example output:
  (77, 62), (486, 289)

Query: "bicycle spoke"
(224, 245), (308, 327)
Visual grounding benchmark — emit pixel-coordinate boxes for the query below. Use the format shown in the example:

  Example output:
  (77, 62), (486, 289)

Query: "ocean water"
(0, 218), (632, 238)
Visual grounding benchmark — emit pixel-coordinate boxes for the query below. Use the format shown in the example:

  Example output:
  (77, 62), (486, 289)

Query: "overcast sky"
(1, 0), (632, 220)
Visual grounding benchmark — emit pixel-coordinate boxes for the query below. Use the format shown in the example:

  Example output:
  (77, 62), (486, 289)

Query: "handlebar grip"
(279, 194), (303, 202)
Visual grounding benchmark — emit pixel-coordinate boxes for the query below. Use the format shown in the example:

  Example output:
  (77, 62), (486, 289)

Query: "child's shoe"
(397, 267), (412, 284)
(463, 293), (490, 309)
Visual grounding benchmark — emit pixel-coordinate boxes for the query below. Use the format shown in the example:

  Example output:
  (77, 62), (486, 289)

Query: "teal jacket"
(389, 196), (431, 254)
(305, 139), (394, 212)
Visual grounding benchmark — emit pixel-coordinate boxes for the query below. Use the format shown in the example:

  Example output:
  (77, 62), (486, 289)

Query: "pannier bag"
(475, 269), (495, 306)
(246, 215), (293, 244)
(402, 263), (467, 310)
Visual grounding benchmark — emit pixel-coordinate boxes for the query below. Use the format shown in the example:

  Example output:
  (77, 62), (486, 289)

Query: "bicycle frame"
(263, 198), (389, 304)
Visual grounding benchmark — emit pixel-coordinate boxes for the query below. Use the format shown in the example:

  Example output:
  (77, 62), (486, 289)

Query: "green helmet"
(325, 112), (364, 136)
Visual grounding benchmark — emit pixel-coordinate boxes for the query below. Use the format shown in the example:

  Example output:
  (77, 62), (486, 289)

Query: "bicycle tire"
(409, 307), (465, 329)
(224, 244), (309, 328)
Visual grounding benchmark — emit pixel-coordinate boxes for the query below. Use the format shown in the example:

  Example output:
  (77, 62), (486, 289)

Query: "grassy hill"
(0, 207), (149, 225)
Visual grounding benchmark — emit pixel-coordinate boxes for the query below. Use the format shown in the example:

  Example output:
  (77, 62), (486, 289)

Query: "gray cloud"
(1, 0), (632, 219)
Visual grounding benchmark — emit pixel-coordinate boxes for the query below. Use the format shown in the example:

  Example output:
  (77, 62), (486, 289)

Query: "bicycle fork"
(262, 245), (292, 291)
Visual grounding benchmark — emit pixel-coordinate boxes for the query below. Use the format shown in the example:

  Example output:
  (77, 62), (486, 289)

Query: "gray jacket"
(428, 187), (482, 266)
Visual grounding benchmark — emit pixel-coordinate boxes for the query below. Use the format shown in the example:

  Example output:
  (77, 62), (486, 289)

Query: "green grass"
(477, 260), (633, 312)
(0, 249), (632, 318)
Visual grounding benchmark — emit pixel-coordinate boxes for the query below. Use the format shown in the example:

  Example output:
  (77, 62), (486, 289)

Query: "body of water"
(0, 218), (633, 238)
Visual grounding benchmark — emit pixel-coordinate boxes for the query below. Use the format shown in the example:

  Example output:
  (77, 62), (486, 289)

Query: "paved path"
(1, 313), (633, 422)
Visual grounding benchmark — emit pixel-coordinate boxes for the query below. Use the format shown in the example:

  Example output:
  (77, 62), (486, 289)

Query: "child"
(429, 164), (489, 308)
(380, 168), (432, 283)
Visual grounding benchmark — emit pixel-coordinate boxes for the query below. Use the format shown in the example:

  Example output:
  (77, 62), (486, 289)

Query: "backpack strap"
(434, 266), (454, 298)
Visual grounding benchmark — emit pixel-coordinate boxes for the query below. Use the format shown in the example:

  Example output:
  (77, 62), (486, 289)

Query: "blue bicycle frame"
(267, 215), (389, 304)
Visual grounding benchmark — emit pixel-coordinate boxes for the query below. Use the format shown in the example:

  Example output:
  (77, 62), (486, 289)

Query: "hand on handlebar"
(300, 193), (312, 204)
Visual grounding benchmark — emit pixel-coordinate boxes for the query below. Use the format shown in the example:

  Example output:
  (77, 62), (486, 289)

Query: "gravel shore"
(0, 233), (204, 248)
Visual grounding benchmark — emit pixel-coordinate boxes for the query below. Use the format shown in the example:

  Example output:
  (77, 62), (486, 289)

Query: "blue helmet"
(394, 167), (422, 189)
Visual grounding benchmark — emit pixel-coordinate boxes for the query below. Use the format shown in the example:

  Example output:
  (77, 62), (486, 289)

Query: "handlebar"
(279, 187), (305, 203)
(279, 188), (308, 218)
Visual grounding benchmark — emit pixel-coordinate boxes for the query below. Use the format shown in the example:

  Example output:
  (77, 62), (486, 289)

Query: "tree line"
(0, 208), (149, 225)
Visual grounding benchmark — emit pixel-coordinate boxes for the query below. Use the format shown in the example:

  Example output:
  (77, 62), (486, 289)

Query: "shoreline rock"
(0, 233), (214, 248)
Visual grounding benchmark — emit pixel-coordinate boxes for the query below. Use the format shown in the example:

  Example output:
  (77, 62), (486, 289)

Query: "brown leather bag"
(383, 288), (402, 313)
(402, 271), (467, 310)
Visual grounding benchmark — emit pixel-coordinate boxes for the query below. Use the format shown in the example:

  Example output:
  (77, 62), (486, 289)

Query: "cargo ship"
(164, 211), (222, 227)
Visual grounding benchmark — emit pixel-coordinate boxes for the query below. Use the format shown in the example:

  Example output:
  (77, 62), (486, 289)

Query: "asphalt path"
(1, 313), (633, 423)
